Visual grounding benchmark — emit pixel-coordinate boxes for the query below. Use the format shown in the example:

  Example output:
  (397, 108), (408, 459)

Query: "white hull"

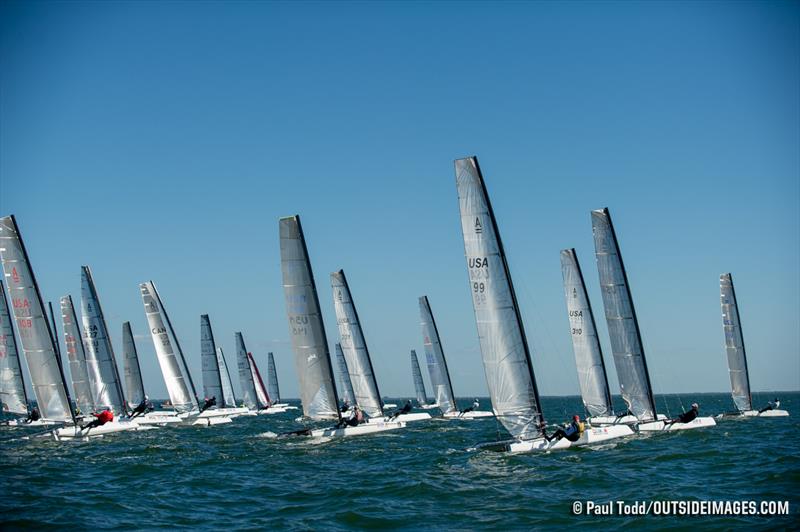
(182, 408), (238, 426)
(270, 403), (297, 410)
(53, 420), (147, 440)
(309, 420), (405, 438)
(483, 424), (634, 453)
(716, 409), (790, 419)
(443, 410), (494, 419)
(420, 404), (439, 410)
(133, 412), (183, 425)
(3, 418), (60, 427)
(256, 406), (288, 415)
(638, 416), (717, 432)
(382, 403), (397, 409)
(371, 412), (431, 423)
(590, 414), (667, 426)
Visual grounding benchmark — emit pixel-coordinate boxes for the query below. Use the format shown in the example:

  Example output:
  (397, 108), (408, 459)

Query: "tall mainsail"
(200, 314), (224, 403)
(216, 348), (237, 408)
(560, 249), (614, 417)
(122, 321), (146, 407)
(591, 208), (657, 421)
(81, 266), (127, 414)
(0, 279), (29, 415)
(60, 295), (95, 414)
(0, 215), (73, 422)
(266, 352), (281, 404)
(334, 343), (355, 406)
(248, 352), (270, 408)
(279, 216), (340, 421)
(720, 273), (752, 412)
(235, 332), (259, 410)
(140, 281), (199, 413)
(455, 157), (544, 440)
(419, 296), (457, 415)
(410, 349), (429, 407)
(331, 270), (383, 417)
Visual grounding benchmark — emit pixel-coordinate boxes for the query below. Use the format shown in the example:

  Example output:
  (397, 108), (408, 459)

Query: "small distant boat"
(279, 215), (403, 437)
(717, 273), (789, 418)
(199, 314), (248, 419)
(591, 208), (715, 432)
(266, 351), (296, 410)
(455, 158), (630, 452)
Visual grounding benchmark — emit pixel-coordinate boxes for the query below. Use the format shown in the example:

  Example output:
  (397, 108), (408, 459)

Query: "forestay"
(122, 321), (146, 407)
(0, 279), (28, 415)
(200, 314), (224, 403)
(560, 249), (614, 417)
(266, 352), (281, 404)
(248, 352), (270, 408)
(0, 215), (73, 422)
(455, 157), (544, 440)
(236, 332), (258, 410)
(591, 208), (657, 422)
(331, 270), (383, 418)
(140, 281), (199, 414)
(720, 273), (752, 412)
(81, 266), (127, 414)
(217, 347), (237, 408)
(279, 216), (340, 421)
(418, 296), (457, 415)
(60, 295), (95, 414)
(410, 350), (429, 407)
(334, 343), (356, 406)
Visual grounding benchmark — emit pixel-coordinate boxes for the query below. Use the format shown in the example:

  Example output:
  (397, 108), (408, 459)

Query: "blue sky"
(1, 1), (798, 402)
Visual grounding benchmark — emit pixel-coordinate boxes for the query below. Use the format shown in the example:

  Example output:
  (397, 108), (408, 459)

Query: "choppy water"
(1, 392), (798, 530)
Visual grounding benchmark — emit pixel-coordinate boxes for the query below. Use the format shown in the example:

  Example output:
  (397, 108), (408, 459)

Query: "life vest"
(97, 410), (114, 424)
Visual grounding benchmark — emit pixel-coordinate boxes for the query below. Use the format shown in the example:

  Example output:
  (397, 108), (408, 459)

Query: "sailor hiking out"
(545, 415), (585, 443)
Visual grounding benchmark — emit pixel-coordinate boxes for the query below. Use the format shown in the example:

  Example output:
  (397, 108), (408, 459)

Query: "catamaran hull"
(638, 416), (717, 431)
(589, 414), (667, 425)
(3, 418), (60, 427)
(484, 425), (635, 453)
(443, 410), (494, 419)
(134, 412), (183, 425)
(370, 413), (431, 423)
(716, 409), (790, 419)
(309, 420), (405, 438)
(53, 420), (146, 440)
(270, 403), (297, 410)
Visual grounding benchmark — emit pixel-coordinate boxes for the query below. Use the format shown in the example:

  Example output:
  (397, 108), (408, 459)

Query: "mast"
(331, 270), (383, 417)
(560, 248), (614, 416)
(0, 215), (74, 423)
(720, 273), (752, 412)
(455, 157), (544, 439)
(279, 215), (340, 421)
(0, 278), (29, 415)
(418, 295), (457, 414)
(591, 208), (657, 421)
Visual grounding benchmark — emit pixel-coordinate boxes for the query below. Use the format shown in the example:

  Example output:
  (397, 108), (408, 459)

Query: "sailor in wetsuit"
(666, 403), (699, 424)
(200, 396), (217, 413)
(758, 398), (780, 414)
(81, 409), (114, 430)
(340, 399), (350, 413)
(389, 400), (412, 420)
(24, 407), (41, 424)
(130, 396), (153, 419)
(545, 415), (585, 443)
(459, 398), (480, 417)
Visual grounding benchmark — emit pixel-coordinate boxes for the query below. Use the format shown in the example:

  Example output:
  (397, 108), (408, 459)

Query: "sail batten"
(560, 249), (614, 417)
(410, 350), (428, 407)
(279, 216), (340, 421)
(121, 321), (146, 408)
(418, 296), (457, 415)
(140, 281), (199, 413)
(81, 266), (127, 414)
(334, 343), (356, 406)
(455, 157), (544, 440)
(591, 208), (656, 421)
(331, 270), (383, 417)
(0, 279), (29, 415)
(235, 332), (259, 410)
(60, 295), (95, 414)
(0, 215), (73, 422)
(266, 352), (281, 404)
(200, 314), (224, 404)
(720, 273), (752, 412)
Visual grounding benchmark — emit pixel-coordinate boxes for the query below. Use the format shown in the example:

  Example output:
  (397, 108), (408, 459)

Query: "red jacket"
(95, 410), (114, 424)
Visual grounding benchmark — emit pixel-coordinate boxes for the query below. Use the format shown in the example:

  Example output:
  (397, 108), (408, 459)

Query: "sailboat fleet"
(0, 156), (789, 450)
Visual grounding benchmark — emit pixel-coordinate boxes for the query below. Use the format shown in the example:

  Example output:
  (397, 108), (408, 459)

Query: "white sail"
(80, 266), (127, 414)
(455, 157), (544, 440)
(560, 249), (614, 417)
(331, 270), (383, 418)
(60, 295), (95, 414)
(266, 352), (281, 404)
(248, 351), (270, 409)
(418, 296), (457, 414)
(0, 215), (73, 422)
(591, 208), (657, 422)
(235, 332), (259, 409)
(200, 314), (224, 404)
(720, 273), (752, 412)
(334, 343), (356, 406)
(122, 321), (146, 407)
(279, 216), (340, 421)
(140, 281), (199, 413)
(0, 278), (29, 415)
(216, 347), (237, 408)
(410, 350), (429, 407)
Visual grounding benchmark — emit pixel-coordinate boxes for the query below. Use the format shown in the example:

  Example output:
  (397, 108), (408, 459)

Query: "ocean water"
(1, 392), (797, 530)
